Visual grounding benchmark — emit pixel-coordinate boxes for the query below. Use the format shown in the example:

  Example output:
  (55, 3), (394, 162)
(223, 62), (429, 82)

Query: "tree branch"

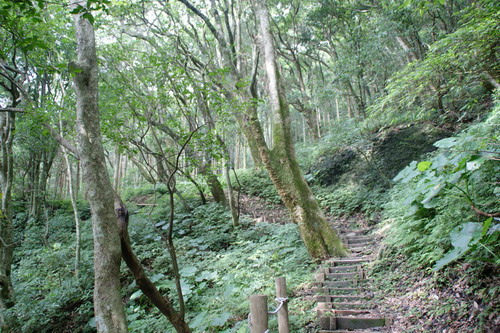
(471, 205), (500, 217)
(0, 107), (24, 113)
(177, 0), (226, 48)
(114, 196), (191, 332)
(43, 123), (79, 157)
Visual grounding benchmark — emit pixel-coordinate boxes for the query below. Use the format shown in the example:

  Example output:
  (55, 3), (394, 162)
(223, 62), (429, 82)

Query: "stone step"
(312, 227), (387, 332)
(317, 308), (375, 317)
(327, 265), (359, 273)
(334, 309), (374, 316)
(328, 287), (362, 294)
(316, 304), (374, 314)
(313, 287), (362, 295)
(336, 316), (387, 330)
(330, 258), (371, 266)
(316, 294), (371, 302)
(347, 236), (373, 243)
(315, 279), (372, 289)
(319, 331), (382, 333)
(332, 301), (372, 309)
(326, 272), (358, 280)
(319, 316), (387, 330)
(316, 301), (373, 310)
(348, 240), (373, 247)
(350, 246), (372, 252)
(322, 280), (355, 288)
(340, 228), (371, 235)
(315, 271), (361, 282)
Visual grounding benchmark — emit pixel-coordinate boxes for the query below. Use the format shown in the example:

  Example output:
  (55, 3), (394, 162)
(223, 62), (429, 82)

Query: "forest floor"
(371, 256), (500, 333)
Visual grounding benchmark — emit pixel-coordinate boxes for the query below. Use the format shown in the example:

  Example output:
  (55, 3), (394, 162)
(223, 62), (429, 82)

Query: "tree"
(69, 1), (128, 331)
(250, 0), (347, 257)
(176, 0), (347, 257)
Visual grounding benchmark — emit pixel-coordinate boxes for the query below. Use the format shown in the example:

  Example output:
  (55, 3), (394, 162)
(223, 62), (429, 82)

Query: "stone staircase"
(313, 229), (389, 332)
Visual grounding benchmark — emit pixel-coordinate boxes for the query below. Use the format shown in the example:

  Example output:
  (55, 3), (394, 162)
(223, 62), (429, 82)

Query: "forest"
(0, 0), (498, 332)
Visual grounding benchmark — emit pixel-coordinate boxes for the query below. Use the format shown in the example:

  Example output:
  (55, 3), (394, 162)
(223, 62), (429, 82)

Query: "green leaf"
(421, 183), (444, 207)
(434, 137), (458, 148)
(129, 290), (143, 301)
(180, 279), (193, 296)
(417, 161), (432, 172)
(433, 222), (482, 271)
(195, 271), (217, 282)
(155, 220), (167, 227)
(481, 217), (493, 237)
(190, 311), (208, 329)
(180, 266), (197, 277)
(211, 312), (232, 327)
(70, 5), (85, 14)
(394, 161), (420, 183)
(82, 12), (94, 24)
(150, 273), (164, 283)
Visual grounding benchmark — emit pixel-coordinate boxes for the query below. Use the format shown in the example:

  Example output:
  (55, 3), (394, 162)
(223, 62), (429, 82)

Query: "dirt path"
(238, 194), (290, 224)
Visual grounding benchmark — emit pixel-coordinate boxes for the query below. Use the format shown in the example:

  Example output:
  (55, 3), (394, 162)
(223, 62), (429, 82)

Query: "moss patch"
(371, 123), (451, 180)
(311, 123), (451, 188)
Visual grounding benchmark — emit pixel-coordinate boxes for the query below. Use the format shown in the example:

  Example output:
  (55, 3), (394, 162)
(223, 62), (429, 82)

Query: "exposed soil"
(237, 193), (290, 224)
(129, 193), (156, 205)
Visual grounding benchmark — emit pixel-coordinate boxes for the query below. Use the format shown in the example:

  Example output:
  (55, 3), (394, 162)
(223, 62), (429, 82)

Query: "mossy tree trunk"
(247, 1), (347, 258)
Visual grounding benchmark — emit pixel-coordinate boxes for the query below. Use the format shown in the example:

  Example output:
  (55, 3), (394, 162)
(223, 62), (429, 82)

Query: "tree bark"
(70, 2), (128, 332)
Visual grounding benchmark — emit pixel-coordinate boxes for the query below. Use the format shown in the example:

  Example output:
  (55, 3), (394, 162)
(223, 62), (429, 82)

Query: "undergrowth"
(314, 184), (386, 219)
(371, 94), (499, 331)
(371, 255), (499, 332)
(4, 200), (316, 332)
(380, 104), (499, 268)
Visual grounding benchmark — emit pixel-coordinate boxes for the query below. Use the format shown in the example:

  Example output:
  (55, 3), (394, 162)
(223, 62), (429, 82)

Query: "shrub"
(381, 100), (499, 268)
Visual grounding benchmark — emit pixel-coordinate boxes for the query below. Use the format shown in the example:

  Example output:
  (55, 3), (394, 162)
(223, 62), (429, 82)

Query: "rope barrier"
(248, 297), (289, 333)
(268, 297), (288, 315)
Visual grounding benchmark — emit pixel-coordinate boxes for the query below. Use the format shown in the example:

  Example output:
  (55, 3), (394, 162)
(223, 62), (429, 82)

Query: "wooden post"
(275, 277), (290, 333)
(250, 295), (268, 333)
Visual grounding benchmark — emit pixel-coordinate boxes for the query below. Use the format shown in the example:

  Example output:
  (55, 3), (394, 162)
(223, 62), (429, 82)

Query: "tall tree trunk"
(290, 56), (320, 140)
(251, 1), (347, 258)
(201, 162), (226, 204)
(0, 111), (15, 318)
(70, 2), (128, 332)
(60, 113), (81, 278)
(62, 148), (81, 278)
(292, 100), (320, 141)
(196, 94), (227, 205)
